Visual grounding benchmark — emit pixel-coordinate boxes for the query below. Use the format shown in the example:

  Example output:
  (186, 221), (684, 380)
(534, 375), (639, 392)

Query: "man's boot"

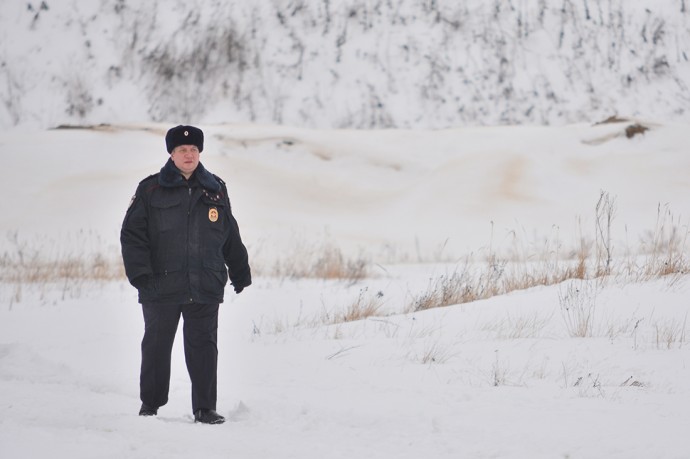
(194, 409), (225, 424)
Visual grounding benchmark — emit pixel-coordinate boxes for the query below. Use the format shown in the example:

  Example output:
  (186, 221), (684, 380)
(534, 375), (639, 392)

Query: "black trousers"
(140, 302), (219, 413)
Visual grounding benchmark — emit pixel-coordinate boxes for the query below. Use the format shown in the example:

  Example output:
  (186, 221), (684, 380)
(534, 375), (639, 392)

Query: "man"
(121, 125), (251, 424)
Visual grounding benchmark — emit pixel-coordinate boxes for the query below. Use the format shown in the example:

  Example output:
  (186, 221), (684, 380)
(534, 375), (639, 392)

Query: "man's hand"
(132, 275), (152, 291)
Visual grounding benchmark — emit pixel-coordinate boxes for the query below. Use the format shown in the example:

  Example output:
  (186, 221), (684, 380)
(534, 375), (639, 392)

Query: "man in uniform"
(121, 125), (251, 424)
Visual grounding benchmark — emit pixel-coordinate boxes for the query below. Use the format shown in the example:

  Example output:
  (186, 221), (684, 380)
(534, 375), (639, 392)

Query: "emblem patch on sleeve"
(209, 207), (219, 222)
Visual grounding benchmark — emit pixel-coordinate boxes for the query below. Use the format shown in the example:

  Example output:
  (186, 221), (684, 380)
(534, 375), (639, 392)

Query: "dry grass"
(0, 254), (124, 284)
(270, 240), (368, 283)
(558, 281), (598, 338)
(1, 231), (125, 307)
(419, 341), (453, 365)
(408, 254), (592, 313)
(2, 196), (688, 316)
(637, 204), (689, 283)
(405, 339), (454, 365)
(410, 269), (476, 312)
(250, 288), (386, 337)
(407, 196), (688, 314)
(337, 288), (385, 323)
(319, 287), (386, 325)
(0, 231), (124, 284)
(654, 316), (688, 349)
(481, 311), (553, 340)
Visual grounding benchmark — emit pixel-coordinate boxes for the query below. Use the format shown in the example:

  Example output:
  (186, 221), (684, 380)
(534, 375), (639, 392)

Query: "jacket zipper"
(187, 186), (193, 303)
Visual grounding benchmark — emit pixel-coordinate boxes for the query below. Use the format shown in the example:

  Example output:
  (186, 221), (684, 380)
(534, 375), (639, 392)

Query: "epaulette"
(212, 174), (233, 209)
(213, 174), (226, 186)
(139, 172), (159, 185)
(139, 173), (161, 194)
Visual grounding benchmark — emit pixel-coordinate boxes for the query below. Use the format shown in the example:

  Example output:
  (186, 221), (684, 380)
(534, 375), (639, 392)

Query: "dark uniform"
(121, 155), (251, 418)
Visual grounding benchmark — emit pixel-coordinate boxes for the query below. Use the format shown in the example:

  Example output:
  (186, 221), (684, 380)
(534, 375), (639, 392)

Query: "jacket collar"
(159, 158), (221, 192)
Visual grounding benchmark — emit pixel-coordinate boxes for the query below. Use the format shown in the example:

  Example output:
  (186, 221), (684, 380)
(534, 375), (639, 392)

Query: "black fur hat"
(165, 125), (204, 153)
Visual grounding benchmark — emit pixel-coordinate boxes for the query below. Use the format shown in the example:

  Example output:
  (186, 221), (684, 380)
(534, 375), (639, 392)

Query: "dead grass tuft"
(654, 315), (688, 349)
(332, 288), (385, 324)
(636, 204), (689, 283)
(0, 232), (124, 284)
(271, 240), (368, 283)
(558, 280), (598, 338)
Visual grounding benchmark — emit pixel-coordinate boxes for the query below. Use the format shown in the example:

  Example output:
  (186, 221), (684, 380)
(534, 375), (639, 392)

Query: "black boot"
(139, 403), (158, 416)
(194, 409), (225, 424)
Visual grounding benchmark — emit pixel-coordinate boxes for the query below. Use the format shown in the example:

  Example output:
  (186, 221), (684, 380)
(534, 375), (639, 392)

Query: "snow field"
(1, 273), (689, 458)
(1, 121), (689, 457)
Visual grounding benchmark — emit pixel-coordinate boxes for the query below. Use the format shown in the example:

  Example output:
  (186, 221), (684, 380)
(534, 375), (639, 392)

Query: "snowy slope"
(1, 120), (688, 266)
(2, 0), (690, 129)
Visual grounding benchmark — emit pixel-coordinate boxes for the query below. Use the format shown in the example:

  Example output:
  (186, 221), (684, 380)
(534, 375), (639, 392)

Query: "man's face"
(171, 145), (200, 178)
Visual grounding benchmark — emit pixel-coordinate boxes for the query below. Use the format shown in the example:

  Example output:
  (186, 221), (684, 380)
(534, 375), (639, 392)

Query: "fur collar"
(159, 158), (221, 192)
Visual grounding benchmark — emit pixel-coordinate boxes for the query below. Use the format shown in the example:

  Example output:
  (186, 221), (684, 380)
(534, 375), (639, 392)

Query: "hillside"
(2, 0), (689, 130)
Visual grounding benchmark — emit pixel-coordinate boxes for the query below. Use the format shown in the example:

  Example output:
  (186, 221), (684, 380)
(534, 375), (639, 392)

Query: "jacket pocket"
(153, 263), (187, 297)
(200, 259), (228, 295)
(150, 193), (184, 233)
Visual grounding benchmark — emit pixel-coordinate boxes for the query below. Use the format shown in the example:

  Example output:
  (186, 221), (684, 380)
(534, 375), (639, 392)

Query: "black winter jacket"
(120, 159), (251, 305)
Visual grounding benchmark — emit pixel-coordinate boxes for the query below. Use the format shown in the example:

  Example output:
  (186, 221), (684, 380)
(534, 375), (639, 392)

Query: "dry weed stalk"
(558, 281), (598, 338)
(482, 312), (552, 339)
(654, 315), (688, 349)
(595, 191), (616, 276)
(419, 341), (452, 364)
(638, 204), (689, 282)
(492, 350), (509, 386)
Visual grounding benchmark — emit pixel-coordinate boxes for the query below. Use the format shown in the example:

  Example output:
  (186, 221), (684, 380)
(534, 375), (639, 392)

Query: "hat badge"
(184, 130), (189, 136)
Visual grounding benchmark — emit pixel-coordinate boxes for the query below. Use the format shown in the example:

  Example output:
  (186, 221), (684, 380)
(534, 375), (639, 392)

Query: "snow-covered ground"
(1, 122), (689, 458)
